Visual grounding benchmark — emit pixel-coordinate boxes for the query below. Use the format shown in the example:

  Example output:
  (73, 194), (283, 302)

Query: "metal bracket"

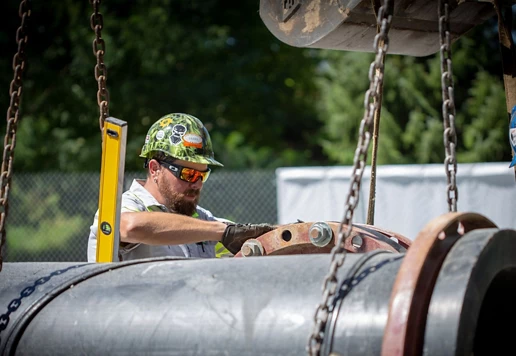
(282, 0), (301, 22)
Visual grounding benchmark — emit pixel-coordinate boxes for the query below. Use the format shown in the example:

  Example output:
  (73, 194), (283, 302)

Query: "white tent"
(276, 162), (516, 240)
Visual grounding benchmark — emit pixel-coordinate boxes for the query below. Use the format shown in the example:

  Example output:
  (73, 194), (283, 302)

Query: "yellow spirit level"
(96, 117), (127, 262)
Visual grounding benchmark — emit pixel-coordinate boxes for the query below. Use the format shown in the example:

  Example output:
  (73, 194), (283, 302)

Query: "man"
(87, 113), (275, 262)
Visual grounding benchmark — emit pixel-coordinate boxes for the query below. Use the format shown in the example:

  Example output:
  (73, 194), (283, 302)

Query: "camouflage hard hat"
(140, 113), (223, 166)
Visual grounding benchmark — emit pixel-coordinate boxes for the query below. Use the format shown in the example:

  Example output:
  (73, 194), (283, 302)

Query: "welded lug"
(308, 222), (333, 247)
(241, 239), (264, 257)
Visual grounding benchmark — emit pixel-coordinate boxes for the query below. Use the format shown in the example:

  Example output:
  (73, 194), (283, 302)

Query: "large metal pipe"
(0, 252), (402, 355)
(1, 228), (515, 355)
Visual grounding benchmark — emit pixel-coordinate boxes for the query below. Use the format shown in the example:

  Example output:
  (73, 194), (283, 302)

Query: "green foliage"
(7, 213), (84, 256)
(314, 22), (510, 165)
(0, 2), (510, 172)
(1, 0), (322, 172)
(5, 173), (99, 261)
(315, 51), (373, 163)
(458, 70), (508, 162)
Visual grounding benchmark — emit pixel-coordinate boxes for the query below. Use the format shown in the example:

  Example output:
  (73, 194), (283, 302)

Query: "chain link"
(90, 0), (110, 134)
(0, 264), (84, 343)
(439, 0), (458, 212)
(0, 0), (31, 272)
(306, 1), (393, 354)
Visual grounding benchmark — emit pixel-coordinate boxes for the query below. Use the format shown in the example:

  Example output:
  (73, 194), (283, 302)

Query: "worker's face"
(156, 159), (207, 216)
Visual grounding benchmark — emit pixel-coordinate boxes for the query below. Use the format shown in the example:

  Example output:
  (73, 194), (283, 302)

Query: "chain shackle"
(90, 0), (110, 134)
(439, 0), (459, 212)
(306, 1), (394, 354)
(0, 0), (31, 272)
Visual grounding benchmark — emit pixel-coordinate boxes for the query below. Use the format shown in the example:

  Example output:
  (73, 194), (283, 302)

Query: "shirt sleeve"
(121, 191), (147, 213)
(118, 191), (148, 256)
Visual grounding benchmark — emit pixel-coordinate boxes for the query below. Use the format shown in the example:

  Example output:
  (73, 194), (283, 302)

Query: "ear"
(148, 159), (161, 176)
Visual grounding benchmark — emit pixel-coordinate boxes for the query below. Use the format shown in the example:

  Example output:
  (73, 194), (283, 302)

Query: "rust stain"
(339, 7), (351, 16)
(302, 0), (321, 34)
(279, 17), (295, 34)
(331, 0), (350, 17)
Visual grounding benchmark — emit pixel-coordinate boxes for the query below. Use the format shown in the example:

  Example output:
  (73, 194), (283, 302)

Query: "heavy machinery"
(1, 1), (516, 355)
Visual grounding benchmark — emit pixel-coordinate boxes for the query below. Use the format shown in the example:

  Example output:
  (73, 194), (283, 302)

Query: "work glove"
(221, 222), (276, 254)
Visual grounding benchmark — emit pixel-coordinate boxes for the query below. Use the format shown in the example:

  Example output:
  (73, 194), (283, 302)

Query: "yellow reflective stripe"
(215, 242), (233, 258)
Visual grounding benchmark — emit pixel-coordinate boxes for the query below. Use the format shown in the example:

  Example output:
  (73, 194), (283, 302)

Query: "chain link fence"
(4, 170), (277, 262)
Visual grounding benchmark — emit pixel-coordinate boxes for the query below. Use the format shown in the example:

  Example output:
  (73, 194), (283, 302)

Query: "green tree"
(1, 0), (324, 173)
(314, 20), (511, 166)
(0, 2), (512, 172)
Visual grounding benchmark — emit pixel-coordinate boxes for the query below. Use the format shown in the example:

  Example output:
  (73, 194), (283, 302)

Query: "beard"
(158, 179), (201, 216)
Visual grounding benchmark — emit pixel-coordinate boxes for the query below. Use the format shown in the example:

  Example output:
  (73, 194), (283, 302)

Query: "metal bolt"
(241, 244), (253, 257)
(241, 239), (264, 257)
(308, 222), (333, 247)
(351, 235), (363, 250)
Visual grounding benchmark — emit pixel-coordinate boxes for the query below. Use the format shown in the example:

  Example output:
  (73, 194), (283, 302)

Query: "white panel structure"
(276, 163), (516, 240)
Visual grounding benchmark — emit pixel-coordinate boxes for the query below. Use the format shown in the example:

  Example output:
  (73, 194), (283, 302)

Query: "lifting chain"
(0, 0), (31, 272)
(367, 0), (386, 226)
(306, 1), (393, 354)
(90, 0), (110, 134)
(439, 0), (459, 212)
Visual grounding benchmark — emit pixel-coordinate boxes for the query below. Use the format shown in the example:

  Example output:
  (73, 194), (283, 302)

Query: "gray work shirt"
(87, 179), (219, 262)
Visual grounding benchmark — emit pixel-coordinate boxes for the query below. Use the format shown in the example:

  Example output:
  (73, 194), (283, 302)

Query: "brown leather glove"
(221, 223), (276, 254)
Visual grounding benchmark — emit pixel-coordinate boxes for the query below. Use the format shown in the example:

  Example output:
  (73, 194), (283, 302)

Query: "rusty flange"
(381, 212), (497, 356)
(234, 221), (411, 257)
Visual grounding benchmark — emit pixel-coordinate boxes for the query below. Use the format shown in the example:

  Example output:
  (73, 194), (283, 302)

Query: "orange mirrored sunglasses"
(158, 161), (211, 183)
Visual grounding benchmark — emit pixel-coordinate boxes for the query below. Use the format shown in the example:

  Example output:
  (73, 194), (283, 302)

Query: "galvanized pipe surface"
(1, 253), (401, 356)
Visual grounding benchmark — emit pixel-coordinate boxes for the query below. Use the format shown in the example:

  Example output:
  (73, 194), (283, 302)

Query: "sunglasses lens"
(180, 168), (210, 183)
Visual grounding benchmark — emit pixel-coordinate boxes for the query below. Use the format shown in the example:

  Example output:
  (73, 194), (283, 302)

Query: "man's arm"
(120, 211), (226, 245)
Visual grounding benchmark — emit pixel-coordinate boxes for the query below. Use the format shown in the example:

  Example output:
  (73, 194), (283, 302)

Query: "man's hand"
(221, 223), (276, 254)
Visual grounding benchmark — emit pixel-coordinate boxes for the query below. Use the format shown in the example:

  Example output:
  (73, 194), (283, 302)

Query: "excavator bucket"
(259, 0), (496, 57)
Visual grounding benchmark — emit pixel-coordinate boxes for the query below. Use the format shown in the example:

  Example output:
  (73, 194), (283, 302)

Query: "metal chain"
(90, 0), (110, 134)
(0, 0), (31, 272)
(306, 1), (393, 354)
(439, 0), (458, 212)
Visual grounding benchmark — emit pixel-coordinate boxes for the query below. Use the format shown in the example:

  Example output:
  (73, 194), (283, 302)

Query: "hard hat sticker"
(159, 118), (173, 128)
(100, 221), (112, 235)
(183, 133), (203, 148)
(170, 124), (187, 145)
